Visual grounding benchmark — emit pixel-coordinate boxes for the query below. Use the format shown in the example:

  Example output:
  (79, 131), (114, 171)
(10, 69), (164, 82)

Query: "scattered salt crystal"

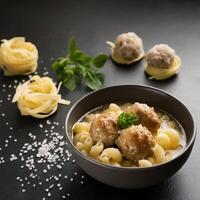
(59, 141), (65, 146)
(0, 113), (76, 195)
(49, 184), (54, 189)
(56, 164), (62, 169)
(54, 176), (59, 181)
(47, 192), (51, 197)
(10, 154), (17, 161)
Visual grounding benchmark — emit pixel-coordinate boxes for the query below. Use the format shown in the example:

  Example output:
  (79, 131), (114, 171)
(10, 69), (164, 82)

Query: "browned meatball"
(116, 125), (155, 162)
(114, 32), (143, 61)
(89, 112), (119, 147)
(126, 102), (160, 134)
(146, 44), (175, 68)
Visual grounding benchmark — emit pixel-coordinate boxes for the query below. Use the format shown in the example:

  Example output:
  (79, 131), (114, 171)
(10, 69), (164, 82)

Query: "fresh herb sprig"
(52, 37), (108, 91)
(117, 112), (139, 129)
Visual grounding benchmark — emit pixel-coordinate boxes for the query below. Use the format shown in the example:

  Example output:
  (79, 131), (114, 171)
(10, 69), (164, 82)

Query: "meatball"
(126, 102), (160, 133)
(114, 32), (143, 61)
(146, 44), (175, 68)
(89, 112), (119, 147)
(116, 125), (155, 162)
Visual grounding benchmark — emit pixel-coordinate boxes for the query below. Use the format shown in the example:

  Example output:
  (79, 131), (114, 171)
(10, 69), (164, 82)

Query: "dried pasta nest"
(144, 44), (181, 80)
(12, 75), (70, 118)
(0, 37), (38, 76)
(106, 32), (144, 65)
(144, 55), (181, 80)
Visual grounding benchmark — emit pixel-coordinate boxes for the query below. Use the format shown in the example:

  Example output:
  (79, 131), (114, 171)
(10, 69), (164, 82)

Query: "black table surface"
(0, 0), (199, 199)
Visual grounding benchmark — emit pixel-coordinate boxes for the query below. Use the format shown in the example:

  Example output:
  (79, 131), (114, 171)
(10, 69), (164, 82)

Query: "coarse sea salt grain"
(47, 192), (51, 197)
(39, 124), (44, 128)
(10, 154), (17, 161)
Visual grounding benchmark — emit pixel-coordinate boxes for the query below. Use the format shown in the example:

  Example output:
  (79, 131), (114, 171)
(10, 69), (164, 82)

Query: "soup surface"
(72, 102), (186, 167)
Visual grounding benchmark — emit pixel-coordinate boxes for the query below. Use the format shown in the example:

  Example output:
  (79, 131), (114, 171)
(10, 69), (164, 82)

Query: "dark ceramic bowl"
(65, 85), (196, 188)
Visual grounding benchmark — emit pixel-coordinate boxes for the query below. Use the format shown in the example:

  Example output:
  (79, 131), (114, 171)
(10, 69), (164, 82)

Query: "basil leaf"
(73, 50), (84, 60)
(63, 74), (80, 91)
(52, 57), (65, 71)
(84, 71), (104, 90)
(68, 37), (77, 58)
(93, 54), (108, 68)
(76, 54), (93, 65)
(52, 37), (106, 92)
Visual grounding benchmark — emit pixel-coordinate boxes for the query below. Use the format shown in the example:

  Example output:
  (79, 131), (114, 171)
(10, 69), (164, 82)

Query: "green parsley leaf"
(117, 112), (139, 129)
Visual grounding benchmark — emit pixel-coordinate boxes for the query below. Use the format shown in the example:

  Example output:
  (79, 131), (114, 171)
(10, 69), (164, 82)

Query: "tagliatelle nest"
(12, 75), (70, 118)
(0, 37), (38, 76)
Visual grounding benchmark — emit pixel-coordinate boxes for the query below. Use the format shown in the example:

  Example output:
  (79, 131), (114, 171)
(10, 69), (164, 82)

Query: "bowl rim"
(65, 84), (197, 171)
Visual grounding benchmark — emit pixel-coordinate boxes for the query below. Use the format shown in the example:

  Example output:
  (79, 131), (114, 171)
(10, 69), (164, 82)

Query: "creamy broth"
(72, 103), (186, 167)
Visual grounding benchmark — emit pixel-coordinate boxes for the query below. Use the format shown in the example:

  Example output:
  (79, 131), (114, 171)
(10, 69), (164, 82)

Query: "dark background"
(0, 0), (199, 199)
